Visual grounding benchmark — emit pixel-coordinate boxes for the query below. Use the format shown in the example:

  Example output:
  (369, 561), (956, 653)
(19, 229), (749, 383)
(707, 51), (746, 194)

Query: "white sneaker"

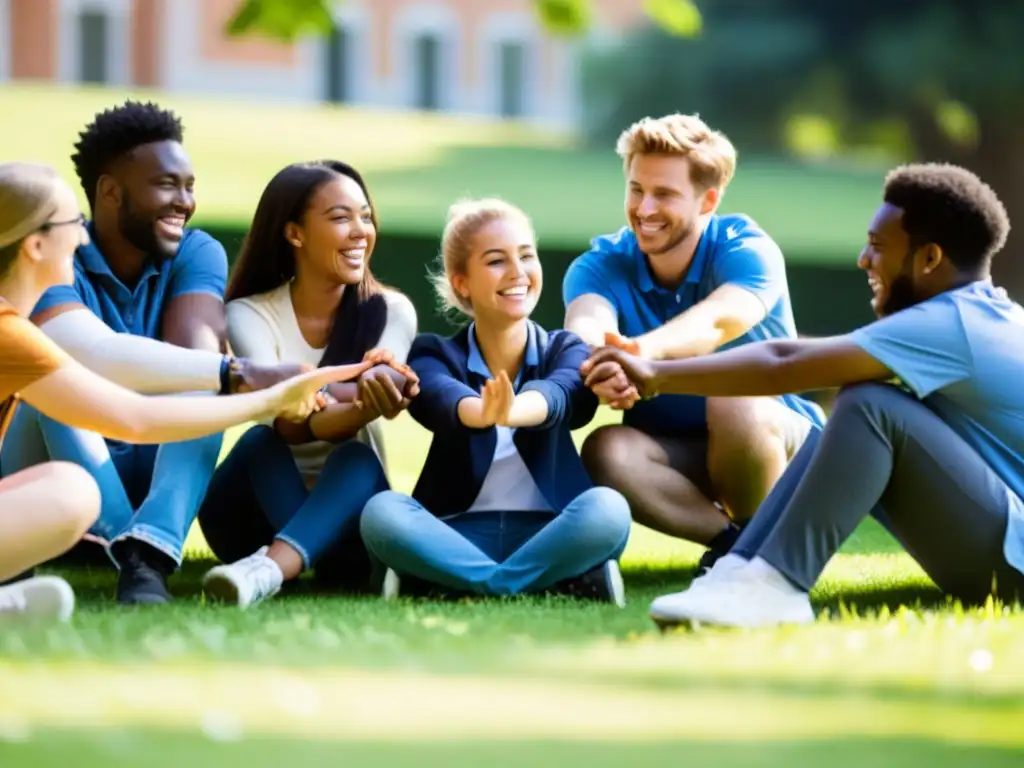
(381, 568), (400, 601)
(202, 547), (284, 609)
(649, 563), (814, 630)
(0, 576), (76, 627)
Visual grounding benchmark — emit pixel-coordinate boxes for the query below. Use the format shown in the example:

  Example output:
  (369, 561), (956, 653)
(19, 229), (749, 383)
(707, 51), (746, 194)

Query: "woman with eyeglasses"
(0, 161), (376, 628)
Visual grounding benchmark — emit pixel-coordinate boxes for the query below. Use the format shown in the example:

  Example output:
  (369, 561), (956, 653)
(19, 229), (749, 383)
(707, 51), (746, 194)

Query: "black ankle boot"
(112, 539), (175, 605)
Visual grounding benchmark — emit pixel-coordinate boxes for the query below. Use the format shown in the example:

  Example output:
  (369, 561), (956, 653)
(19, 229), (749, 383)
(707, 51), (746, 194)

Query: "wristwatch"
(219, 355), (244, 395)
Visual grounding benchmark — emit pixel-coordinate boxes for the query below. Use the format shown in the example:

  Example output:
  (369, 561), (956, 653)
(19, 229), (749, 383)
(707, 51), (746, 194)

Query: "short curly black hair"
(883, 163), (1010, 271)
(71, 100), (184, 210)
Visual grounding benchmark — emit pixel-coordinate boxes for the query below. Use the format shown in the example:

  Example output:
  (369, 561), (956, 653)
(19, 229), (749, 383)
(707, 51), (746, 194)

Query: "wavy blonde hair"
(616, 113), (737, 192)
(429, 197), (535, 319)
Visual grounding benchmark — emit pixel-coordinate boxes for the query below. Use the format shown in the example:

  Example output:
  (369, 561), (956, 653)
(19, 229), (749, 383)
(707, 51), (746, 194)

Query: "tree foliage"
(225, 0), (702, 41)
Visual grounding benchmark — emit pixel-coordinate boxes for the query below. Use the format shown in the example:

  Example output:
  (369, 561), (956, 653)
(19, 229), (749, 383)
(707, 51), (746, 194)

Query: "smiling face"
(859, 202), (927, 317)
(18, 179), (89, 289)
(451, 216), (541, 325)
(102, 140), (195, 258)
(625, 153), (717, 258)
(287, 174), (375, 286)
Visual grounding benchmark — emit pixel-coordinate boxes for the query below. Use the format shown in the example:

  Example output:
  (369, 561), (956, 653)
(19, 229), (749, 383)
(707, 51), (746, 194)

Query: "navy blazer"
(407, 321), (599, 517)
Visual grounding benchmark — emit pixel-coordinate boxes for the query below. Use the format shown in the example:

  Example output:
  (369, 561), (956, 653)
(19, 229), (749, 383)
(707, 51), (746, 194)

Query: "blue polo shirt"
(34, 223), (228, 339)
(562, 214), (825, 434)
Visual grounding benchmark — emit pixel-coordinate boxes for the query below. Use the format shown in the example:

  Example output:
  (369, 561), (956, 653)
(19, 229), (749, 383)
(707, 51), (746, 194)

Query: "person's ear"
(284, 222), (304, 250)
(451, 273), (470, 302)
(699, 185), (720, 215)
(96, 175), (122, 209)
(920, 243), (944, 275)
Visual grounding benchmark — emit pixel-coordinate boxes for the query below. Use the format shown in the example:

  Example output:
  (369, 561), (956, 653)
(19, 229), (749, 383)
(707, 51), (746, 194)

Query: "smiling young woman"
(359, 198), (632, 606)
(195, 160), (418, 609)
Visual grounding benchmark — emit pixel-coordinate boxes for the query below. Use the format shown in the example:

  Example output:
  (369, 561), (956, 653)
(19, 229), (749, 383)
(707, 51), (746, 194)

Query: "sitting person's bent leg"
(360, 491), (500, 594)
(581, 424), (729, 543)
(201, 430), (390, 606)
(652, 382), (1024, 628)
(1, 403), (135, 552)
(0, 462), (100, 626)
(704, 395), (813, 524)
(110, 432), (222, 604)
(488, 487), (632, 604)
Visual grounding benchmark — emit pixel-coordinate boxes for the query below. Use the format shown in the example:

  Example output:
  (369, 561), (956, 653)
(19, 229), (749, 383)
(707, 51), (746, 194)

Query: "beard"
(118, 193), (175, 258)
(880, 273), (918, 316)
(641, 218), (696, 256)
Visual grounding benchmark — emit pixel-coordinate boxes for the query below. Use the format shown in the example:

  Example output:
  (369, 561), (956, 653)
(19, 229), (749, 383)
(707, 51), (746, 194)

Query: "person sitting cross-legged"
(582, 163), (1024, 629)
(197, 161), (418, 608)
(360, 199), (632, 606)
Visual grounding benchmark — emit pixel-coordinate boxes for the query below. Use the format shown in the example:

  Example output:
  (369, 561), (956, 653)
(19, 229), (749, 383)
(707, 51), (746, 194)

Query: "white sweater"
(226, 283), (417, 485)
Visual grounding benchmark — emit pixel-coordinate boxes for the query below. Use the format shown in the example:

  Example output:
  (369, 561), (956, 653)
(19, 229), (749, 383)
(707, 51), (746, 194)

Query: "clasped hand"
(353, 348), (420, 420)
(581, 332), (656, 409)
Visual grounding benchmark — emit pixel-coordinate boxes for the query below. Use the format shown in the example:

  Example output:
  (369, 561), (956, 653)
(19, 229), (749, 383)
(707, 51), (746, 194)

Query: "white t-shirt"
(226, 282), (417, 485)
(467, 425), (553, 513)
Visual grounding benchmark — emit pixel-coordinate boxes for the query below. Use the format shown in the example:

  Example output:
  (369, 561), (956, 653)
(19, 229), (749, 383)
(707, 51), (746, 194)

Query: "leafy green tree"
(582, 0), (1024, 294)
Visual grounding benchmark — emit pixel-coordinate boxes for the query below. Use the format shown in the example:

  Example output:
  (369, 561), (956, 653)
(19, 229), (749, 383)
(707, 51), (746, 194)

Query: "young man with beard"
(582, 163), (1024, 628)
(562, 113), (824, 570)
(1, 101), (301, 604)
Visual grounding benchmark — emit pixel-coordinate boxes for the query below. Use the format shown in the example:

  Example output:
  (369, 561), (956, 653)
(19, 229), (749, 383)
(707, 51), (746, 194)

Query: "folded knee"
(581, 426), (647, 478)
(569, 487), (633, 540)
(48, 462), (101, 538)
(359, 491), (413, 543)
(326, 440), (386, 480)
(834, 381), (909, 413)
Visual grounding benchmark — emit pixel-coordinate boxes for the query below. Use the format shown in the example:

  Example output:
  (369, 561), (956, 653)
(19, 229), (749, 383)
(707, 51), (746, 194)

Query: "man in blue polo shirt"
(0, 101), (276, 604)
(563, 113), (824, 570)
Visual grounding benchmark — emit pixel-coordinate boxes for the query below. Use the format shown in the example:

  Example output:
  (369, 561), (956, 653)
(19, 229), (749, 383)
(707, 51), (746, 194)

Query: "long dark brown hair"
(226, 160), (388, 366)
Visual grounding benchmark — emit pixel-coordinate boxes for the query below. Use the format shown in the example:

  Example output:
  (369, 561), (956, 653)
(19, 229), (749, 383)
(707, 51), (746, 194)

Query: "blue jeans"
(359, 487), (632, 595)
(0, 403), (221, 565)
(197, 425), (388, 584)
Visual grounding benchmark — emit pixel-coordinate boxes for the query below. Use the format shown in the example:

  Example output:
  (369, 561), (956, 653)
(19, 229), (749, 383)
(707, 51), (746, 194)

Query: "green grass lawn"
(1, 408), (1023, 767)
(0, 83), (883, 263)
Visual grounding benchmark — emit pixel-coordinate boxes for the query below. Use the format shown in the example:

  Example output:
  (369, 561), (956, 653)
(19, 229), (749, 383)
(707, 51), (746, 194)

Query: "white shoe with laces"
(649, 556), (814, 630)
(202, 547), (284, 609)
(0, 576), (76, 627)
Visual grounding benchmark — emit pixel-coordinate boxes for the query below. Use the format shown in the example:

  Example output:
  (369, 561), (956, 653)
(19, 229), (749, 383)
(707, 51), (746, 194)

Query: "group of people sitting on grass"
(1, 101), (1021, 632)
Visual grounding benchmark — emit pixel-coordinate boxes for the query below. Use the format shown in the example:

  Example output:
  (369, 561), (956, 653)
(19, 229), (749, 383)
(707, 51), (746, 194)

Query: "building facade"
(0, 0), (643, 126)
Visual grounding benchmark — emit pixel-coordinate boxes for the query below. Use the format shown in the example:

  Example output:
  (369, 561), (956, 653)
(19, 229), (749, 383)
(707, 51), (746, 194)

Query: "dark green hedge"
(204, 225), (873, 338)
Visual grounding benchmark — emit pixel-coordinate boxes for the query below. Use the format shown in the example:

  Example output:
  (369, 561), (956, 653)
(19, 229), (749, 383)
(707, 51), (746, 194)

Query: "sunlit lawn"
(0, 82), (882, 263)
(1, 408), (1022, 766)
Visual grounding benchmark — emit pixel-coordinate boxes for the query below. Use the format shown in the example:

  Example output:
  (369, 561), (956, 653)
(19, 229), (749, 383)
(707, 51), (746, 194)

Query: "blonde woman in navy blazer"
(360, 199), (631, 605)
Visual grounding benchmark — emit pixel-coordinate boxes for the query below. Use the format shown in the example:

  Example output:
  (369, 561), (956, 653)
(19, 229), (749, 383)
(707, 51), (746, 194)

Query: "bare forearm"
(457, 397), (488, 429)
(306, 402), (375, 442)
(651, 339), (857, 396)
(505, 391), (549, 428)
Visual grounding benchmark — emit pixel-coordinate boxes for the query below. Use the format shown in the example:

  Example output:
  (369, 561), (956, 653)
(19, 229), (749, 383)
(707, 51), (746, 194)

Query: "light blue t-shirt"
(850, 281), (1024, 576)
(562, 215), (825, 433)
(33, 223), (228, 339)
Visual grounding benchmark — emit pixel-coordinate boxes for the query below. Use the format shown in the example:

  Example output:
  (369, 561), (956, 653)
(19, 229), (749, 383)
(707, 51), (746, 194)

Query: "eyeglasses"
(38, 213), (87, 233)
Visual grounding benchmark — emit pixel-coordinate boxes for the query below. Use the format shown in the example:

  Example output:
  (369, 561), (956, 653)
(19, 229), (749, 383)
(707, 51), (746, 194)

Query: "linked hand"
(581, 346), (658, 402)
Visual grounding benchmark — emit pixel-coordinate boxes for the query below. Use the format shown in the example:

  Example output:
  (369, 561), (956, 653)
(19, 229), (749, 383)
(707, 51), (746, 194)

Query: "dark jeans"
(198, 425), (389, 590)
(735, 382), (1024, 604)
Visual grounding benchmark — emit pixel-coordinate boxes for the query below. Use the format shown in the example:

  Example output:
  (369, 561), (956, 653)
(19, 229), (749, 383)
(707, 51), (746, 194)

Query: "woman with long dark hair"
(198, 160), (418, 609)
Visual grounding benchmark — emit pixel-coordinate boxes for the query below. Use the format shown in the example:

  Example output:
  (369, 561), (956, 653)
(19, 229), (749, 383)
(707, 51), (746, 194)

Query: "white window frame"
(58, 0), (131, 86)
(321, 0), (372, 104)
(478, 12), (542, 120)
(392, 4), (461, 111)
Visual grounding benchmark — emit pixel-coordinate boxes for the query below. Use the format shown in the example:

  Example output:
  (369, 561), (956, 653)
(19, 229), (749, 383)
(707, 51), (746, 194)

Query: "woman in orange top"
(0, 162), (382, 627)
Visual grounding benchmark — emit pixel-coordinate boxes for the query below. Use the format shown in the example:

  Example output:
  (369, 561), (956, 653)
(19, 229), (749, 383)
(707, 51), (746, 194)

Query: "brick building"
(0, 0), (643, 125)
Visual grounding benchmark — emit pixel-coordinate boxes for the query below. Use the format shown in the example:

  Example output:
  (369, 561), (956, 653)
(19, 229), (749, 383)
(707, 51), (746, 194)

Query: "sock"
(707, 521), (742, 554)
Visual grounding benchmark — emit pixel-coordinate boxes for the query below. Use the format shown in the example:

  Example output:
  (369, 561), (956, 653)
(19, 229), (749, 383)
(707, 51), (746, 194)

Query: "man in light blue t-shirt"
(562, 113), (824, 570)
(584, 163), (1024, 630)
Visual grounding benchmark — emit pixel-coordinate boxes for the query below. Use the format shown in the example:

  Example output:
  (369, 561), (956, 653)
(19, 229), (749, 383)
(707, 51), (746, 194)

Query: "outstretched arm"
(583, 336), (894, 398)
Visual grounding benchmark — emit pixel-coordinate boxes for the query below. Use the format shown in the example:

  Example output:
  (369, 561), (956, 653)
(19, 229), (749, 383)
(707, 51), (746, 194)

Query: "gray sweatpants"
(735, 382), (1024, 604)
